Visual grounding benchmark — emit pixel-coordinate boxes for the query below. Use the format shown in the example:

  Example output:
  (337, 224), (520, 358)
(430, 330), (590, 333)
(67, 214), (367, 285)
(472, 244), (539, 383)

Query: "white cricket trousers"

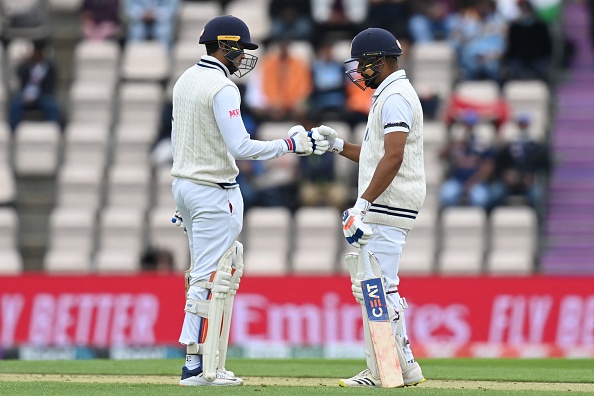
(366, 224), (415, 362)
(172, 178), (243, 347)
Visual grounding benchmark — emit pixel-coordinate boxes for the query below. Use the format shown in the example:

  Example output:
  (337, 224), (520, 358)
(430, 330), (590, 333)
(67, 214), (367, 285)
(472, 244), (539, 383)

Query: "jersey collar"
(197, 55), (230, 78)
(372, 69), (407, 99)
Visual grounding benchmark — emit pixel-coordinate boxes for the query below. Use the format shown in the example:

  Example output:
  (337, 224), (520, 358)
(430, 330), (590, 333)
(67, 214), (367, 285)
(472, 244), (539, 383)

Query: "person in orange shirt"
(345, 78), (373, 127)
(248, 38), (312, 123)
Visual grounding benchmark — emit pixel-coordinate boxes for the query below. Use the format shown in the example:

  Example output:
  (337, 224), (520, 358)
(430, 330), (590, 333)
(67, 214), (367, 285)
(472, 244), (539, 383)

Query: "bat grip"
(360, 244), (374, 280)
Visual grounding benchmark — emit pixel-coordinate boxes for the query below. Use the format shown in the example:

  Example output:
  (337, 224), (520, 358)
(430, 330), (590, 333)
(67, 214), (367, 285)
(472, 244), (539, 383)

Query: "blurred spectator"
(80, 0), (121, 41)
(237, 160), (265, 212)
(268, 0), (313, 43)
(344, 78), (373, 128)
(504, 0), (552, 81)
(448, 0), (507, 82)
(439, 110), (496, 208)
(150, 99), (173, 167)
(9, 39), (61, 132)
(495, 0), (521, 22)
(141, 247), (175, 273)
(298, 147), (347, 210)
(236, 103), (263, 212)
(307, 39), (347, 123)
(409, 0), (456, 43)
(252, 153), (300, 212)
(490, 113), (551, 210)
(418, 86), (441, 120)
(245, 39), (312, 124)
(123, 0), (179, 48)
(311, 0), (367, 44)
(444, 87), (511, 128)
(366, 0), (410, 62)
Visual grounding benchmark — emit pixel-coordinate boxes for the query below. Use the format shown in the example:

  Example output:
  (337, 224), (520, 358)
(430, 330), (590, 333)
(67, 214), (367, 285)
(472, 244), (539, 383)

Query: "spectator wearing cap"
(490, 113), (551, 210)
(439, 110), (496, 208)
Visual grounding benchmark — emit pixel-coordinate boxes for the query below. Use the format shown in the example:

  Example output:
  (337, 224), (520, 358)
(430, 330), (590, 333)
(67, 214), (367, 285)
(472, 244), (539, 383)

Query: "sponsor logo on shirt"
(229, 109), (241, 118)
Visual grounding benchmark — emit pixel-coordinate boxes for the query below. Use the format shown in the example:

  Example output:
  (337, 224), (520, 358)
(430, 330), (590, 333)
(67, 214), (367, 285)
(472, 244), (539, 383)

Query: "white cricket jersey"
(359, 70), (426, 230)
(171, 55), (288, 188)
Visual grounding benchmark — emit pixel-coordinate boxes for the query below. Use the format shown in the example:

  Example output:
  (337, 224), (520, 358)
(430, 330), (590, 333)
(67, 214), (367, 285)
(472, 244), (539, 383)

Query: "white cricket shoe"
(403, 361), (426, 386)
(338, 369), (379, 387)
(338, 362), (426, 387)
(179, 366), (243, 386)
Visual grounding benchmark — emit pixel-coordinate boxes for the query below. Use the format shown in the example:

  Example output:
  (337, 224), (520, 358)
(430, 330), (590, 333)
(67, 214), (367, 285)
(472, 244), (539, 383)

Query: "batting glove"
(342, 198), (373, 248)
(315, 125), (344, 154)
(171, 209), (187, 234)
(284, 125), (313, 156)
(308, 129), (330, 155)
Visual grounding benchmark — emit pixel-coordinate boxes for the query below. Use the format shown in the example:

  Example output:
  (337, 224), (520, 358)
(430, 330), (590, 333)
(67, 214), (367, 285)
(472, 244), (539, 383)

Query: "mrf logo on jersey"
(362, 278), (389, 322)
(229, 108), (241, 118)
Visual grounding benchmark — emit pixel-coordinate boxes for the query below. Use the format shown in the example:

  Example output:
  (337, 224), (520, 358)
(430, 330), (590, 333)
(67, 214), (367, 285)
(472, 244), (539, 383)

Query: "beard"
(365, 76), (379, 89)
(227, 61), (239, 74)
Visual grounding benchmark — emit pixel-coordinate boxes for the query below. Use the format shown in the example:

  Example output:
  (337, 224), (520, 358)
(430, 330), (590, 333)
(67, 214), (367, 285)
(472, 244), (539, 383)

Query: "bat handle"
(360, 244), (374, 280)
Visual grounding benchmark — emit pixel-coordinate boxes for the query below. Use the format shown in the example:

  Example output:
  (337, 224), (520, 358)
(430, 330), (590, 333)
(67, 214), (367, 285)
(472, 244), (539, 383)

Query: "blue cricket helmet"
(344, 28), (403, 90)
(345, 28), (402, 63)
(199, 15), (258, 50)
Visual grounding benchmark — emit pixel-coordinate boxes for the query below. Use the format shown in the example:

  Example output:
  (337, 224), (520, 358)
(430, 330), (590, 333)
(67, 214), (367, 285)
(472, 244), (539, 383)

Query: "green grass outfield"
(1, 358), (593, 395)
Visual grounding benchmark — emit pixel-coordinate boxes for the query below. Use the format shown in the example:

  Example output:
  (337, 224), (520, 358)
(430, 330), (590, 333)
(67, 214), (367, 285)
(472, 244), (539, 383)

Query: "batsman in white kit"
(313, 27), (427, 387)
(169, 15), (328, 386)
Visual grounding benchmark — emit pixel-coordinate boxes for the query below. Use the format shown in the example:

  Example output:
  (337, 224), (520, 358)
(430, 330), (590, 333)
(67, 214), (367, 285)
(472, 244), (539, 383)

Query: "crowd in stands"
(0, 0), (565, 272)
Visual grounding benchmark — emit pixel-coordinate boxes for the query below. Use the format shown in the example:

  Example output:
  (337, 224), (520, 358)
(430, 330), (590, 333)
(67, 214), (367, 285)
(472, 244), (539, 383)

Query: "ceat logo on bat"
(362, 278), (389, 322)
(229, 108), (241, 118)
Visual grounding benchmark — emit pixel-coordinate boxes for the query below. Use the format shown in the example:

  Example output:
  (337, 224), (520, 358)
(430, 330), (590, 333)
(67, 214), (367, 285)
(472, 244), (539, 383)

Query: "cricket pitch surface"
(1, 374), (594, 392)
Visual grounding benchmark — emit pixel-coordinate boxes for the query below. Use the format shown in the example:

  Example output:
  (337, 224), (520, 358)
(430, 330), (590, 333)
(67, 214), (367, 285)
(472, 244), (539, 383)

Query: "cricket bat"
(359, 245), (404, 388)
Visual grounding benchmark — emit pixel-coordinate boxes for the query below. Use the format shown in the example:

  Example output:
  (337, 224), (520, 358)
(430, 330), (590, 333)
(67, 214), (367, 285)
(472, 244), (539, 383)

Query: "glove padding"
(308, 129), (330, 155)
(342, 198), (372, 248)
(285, 125), (313, 156)
(314, 125), (344, 154)
(172, 209), (187, 234)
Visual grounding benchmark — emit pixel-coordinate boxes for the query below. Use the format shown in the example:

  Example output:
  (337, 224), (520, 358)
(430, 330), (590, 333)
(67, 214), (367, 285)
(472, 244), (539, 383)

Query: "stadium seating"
(409, 41), (456, 101)
(177, 1), (222, 43)
(73, 40), (120, 86)
(400, 207), (438, 274)
(48, 0), (83, 12)
(0, 249), (23, 274)
(154, 165), (176, 209)
(292, 206), (342, 273)
(56, 163), (104, 210)
(486, 206), (538, 274)
(438, 207), (487, 274)
(226, 0), (270, 42)
(68, 81), (115, 124)
(120, 41), (170, 82)
(105, 163), (151, 210)
(147, 206), (190, 272)
(0, 163), (16, 206)
(44, 207), (96, 272)
(503, 80), (550, 138)
(0, 207), (22, 273)
(14, 121), (61, 176)
(63, 122), (110, 170)
(0, 2), (553, 276)
(243, 207), (292, 275)
(94, 206), (145, 272)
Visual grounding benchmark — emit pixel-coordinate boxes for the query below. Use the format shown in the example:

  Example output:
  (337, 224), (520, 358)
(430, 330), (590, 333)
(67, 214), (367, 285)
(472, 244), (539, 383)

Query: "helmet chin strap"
(217, 40), (257, 78)
(362, 57), (383, 89)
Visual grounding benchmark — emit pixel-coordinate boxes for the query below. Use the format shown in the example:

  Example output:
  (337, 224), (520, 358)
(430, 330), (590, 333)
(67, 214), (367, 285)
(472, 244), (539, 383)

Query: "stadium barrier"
(1, 274), (593, 359)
